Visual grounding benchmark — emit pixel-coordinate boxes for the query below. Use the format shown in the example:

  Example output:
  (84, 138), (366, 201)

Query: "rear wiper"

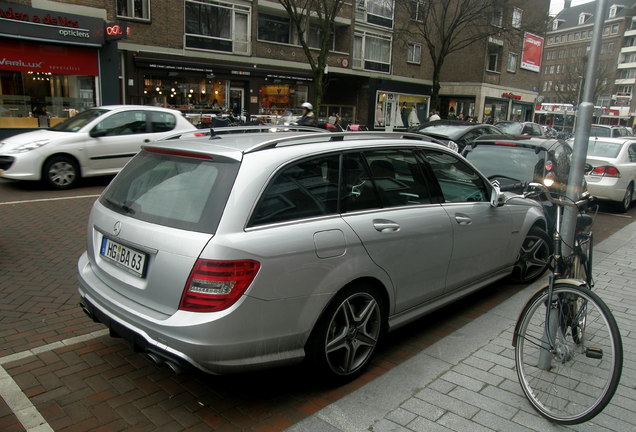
(105, 198), (135, 215)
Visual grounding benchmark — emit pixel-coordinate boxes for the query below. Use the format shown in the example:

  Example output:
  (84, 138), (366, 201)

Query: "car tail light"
(590, 166), (621, 177)
(179, 259), (260, 312)
(545, 160), (553, 171)
(494, 141), (517, 146)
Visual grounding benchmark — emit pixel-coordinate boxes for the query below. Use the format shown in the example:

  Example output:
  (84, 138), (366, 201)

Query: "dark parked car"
(495, 121), (544, 137)
(410, 121), (503, 152)
(462, 135), (576, 234)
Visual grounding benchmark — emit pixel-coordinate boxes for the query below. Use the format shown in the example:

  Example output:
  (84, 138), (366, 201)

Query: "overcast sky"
(550, 0), (594, 15)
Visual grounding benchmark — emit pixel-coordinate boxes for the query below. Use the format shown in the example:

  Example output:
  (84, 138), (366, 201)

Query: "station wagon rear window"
(100, 150), (239, 233)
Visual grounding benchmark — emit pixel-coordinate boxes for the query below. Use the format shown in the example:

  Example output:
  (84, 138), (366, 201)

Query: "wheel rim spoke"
(325, 292), (381, 375)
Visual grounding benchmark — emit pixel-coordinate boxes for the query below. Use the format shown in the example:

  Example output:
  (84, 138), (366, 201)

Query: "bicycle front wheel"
(514, 283), (622, 424)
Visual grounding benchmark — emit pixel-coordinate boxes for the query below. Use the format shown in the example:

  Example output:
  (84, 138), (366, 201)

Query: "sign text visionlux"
(0, 2), (104, 46)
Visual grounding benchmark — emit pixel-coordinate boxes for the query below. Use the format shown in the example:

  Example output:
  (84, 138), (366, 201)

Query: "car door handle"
(144, 139), (151, 143)
(373, 219), (400, 232)
(455, 215), (472, 225)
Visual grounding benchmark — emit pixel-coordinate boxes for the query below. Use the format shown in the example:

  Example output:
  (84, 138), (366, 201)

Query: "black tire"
(514, 283), (623, 424)
(42, 155), (80, 190)
(617, 183), (633, 213)
(508, 226), (552, 284)
(306, 283), (385, 381)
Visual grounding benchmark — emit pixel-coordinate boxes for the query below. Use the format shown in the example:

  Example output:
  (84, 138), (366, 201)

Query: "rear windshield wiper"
(105, 198), (136, 215)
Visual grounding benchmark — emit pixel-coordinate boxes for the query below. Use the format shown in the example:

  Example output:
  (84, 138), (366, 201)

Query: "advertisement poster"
(521, 32), (544, 73)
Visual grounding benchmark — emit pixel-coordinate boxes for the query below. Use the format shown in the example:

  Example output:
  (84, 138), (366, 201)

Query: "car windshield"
(465, 145), (543, 184)
(100, 149), (239, 234)
(586, 140), (623, 158)
(495, 123), (523, 134)
(590, 126), (611, 137)
(50, 109), (109, 132)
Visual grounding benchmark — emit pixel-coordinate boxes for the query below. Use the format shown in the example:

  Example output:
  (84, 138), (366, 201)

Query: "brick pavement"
(1, 179), (633, 431)
(288, 221), (636, 432)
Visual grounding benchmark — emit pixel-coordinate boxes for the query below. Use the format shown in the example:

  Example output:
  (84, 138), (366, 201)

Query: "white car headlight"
(8, 139), (51, 154)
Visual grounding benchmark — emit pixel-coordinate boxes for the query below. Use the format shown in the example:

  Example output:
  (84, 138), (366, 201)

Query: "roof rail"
(243, 131), (433, 154)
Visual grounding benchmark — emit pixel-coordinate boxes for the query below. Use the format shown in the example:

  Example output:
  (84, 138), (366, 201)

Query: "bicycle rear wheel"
(514, 283), (622, 424)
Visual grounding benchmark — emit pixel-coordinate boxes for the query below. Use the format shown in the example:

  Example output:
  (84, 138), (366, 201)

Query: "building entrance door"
(230, 87), (244, 117)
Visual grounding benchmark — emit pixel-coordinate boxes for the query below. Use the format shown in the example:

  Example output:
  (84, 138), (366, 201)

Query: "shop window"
(353, 32), (392, 73)
(258, 14), (291, 44)
(117, 0), (150, 21)
(185, 0), (250, 55)
(374, 92), (429, 128)
(507, 53), (518, 73)
(258, 83), (308, 117)
(407, 43), (422, 64)
(512, 8), (522, 29)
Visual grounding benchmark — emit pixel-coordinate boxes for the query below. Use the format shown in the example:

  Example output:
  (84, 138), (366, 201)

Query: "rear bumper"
(585, 176), (627, 202)
(77, 252), (328, 374)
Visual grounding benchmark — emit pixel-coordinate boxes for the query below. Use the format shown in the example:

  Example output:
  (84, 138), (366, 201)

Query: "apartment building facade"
(0, 0), (549, 128)
(538, 0), (636, 131)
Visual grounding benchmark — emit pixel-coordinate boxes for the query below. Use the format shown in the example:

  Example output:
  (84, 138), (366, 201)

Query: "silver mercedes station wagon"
(78, 132), (549, 379)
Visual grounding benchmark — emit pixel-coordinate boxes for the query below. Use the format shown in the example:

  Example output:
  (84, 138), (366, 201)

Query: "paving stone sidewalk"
(288, 221), (636, 432)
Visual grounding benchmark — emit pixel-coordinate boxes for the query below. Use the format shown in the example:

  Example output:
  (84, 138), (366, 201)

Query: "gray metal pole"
(560, 0), (608, 255)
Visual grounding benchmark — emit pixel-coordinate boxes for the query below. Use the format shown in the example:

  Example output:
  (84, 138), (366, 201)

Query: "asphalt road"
(0, 176), (634, 432)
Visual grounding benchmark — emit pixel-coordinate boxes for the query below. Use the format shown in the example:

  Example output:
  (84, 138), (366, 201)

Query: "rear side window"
(250, 155), (340, 226)
(101, 150), (238, 233)
(151, 111), (177, 132)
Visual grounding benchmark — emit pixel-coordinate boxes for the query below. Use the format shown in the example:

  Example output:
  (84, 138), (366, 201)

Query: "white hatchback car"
(0, 105), (196, 189)
(583, 137), (636, 212)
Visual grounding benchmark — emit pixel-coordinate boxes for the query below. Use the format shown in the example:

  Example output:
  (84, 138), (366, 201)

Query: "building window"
(507, 53), (518, 72)
(116, 0), (150, 20)
(579, 13), (590, 25)
(366, 0), (394, 28)
(411, 0), (424, 22)
(258, 14), (291, 44)
(612, 24), (619, 34)
(603, 26), (610, 35)
(548, 36), (554, 44)
(609, 5), (623, 18)
(487, 44), (501, 72)
(512, 8), (522, 29)
(574, 32), (580, 40)
(567, 33), (572, 41)
(353, 32), (392, 73)
(407, 42), (422, 64)
(185, 1), (250, 54)
(491, 9), (503, 27)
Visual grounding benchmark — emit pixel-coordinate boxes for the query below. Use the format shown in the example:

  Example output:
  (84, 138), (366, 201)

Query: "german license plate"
(100, 236), (146, 277)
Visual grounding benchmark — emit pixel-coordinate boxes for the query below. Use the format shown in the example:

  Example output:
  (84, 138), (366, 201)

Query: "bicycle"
(512, 183), (623, 425)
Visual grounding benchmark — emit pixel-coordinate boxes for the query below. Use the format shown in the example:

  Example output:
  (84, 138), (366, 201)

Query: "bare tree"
(277, 0), (346, 114)
(550, 56), (616, 106)
(398, 0), (545, 111)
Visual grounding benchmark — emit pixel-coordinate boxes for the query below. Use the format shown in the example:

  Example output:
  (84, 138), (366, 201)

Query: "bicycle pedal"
(585, 347), (603, 359)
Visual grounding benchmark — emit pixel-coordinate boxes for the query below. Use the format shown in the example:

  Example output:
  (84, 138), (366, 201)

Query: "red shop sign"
(0, 39), (98, 76)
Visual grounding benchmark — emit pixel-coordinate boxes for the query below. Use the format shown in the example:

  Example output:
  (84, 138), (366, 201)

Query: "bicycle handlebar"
(524, 182), (590, 209)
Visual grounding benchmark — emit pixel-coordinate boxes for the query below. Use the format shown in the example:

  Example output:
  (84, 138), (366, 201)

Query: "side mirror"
(89, 128), (108, 138)
(490, 185), (504, 207)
